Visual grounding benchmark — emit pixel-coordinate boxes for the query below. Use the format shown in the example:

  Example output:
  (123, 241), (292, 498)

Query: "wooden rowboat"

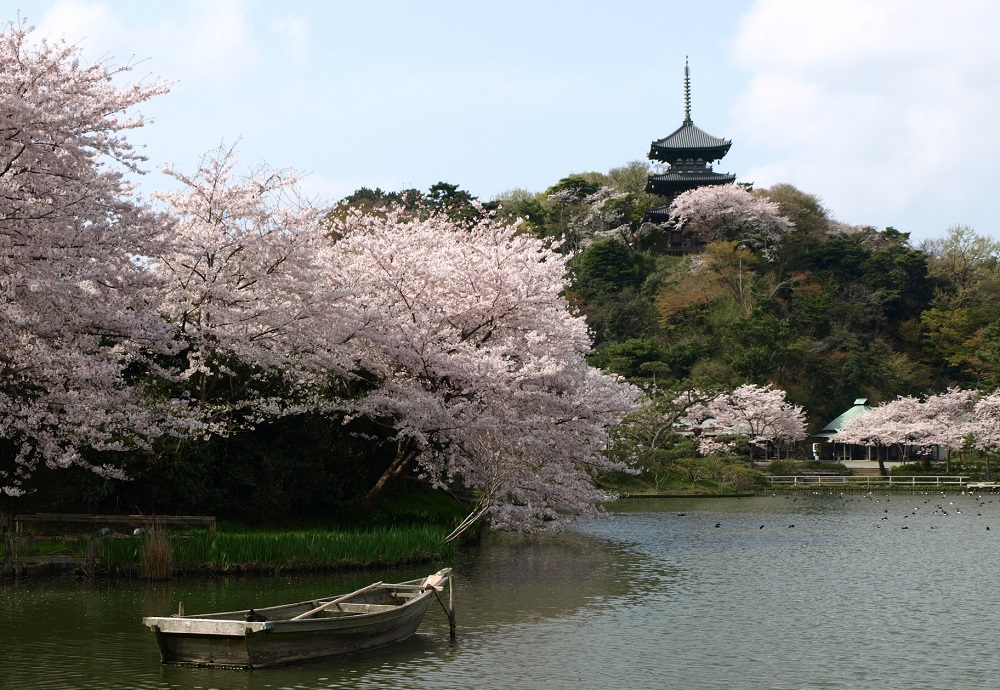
(142, 568), (453, 668)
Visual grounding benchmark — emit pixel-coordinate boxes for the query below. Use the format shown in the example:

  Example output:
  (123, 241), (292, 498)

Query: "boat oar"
(289, 582), (384, 621)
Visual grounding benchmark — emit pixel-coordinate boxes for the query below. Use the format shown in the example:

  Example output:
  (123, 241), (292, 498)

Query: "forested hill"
(475, 164), (999, 431)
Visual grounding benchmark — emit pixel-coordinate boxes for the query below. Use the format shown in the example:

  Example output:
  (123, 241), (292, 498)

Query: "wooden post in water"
(85, 538), (98, 576)
(428, 569), (457, 639)
(447, 573), (456, 640)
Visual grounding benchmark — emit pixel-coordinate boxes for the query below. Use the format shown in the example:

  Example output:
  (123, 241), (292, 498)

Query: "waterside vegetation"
(2, 486), (469, 579)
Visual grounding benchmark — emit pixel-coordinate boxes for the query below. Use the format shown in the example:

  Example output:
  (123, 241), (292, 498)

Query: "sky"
(11, 0), (1000, 243)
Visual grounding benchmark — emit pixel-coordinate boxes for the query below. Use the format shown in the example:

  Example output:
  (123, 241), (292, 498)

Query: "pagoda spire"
(683, 57), (692, 125)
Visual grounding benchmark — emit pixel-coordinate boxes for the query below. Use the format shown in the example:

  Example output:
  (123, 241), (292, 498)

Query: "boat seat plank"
(315, 603), (398, 615)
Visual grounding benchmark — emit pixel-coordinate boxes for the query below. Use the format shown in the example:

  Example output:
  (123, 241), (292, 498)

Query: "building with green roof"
(813, 398), (872, 461)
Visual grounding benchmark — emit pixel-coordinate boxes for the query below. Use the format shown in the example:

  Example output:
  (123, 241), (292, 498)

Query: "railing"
(4, 513), (215, 576)
(10, 513), (216, 533)
(767, 475), (970, 486)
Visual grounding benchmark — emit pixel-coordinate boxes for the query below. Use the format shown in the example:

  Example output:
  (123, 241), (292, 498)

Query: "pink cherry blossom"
(836, 389), (977, 456)
(668, 185), (794, 260)
(685, 384), (806, 459)
(325, 208), (641, 531)
(0, 19), (176, 494)
(152, 144), (347, 432)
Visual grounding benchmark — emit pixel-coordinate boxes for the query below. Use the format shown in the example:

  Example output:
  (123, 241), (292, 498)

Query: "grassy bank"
(2, 483), (475, 579)
(601, 461), (768, 497)
(100, 524), (461, 578)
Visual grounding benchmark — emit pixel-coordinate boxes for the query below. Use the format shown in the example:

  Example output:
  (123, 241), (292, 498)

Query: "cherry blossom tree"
(0, 19), (177, 495)
(835, 389), (976, 474)
(970, 390), (1000, 479)
(835, 396), (921, 474)
(921, 388), (977, 459)
(324, 208), (641, 531)
(152, 145), (346, 433)
(145, 150), (642, 532)
(668, 185), (795, 260)
(685, 384), (806, 461)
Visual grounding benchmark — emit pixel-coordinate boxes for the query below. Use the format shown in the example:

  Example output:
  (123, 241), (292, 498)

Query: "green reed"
(100, 525), (457, 574)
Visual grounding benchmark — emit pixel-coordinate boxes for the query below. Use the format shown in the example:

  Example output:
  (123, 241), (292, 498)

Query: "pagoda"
(644, 59), (735, 229)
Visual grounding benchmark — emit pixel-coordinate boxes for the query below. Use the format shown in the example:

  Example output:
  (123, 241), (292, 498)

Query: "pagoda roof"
(645, 170), (736, 195)
(645, 206), (672, 222)
(649, 122), (732, 162)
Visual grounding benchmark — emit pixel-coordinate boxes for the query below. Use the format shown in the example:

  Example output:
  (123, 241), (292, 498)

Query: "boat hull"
(143, 571), (448, 668)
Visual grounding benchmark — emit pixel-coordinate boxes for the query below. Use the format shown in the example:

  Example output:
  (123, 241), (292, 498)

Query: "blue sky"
(12, 0), (1000, 243)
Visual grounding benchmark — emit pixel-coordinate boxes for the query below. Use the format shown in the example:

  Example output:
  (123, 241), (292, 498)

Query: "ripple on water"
(4, 494), (1000, 689)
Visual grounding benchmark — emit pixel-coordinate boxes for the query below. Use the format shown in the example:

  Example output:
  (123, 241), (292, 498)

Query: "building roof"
(645, 170), (736, 196)
(815, 398), (871, 439)
(648, 60), (732, 163)
(648, 122), (732, 163)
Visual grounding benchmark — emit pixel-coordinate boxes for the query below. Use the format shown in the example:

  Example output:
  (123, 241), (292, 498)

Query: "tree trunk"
(363, 438), (418, 510)
(877, 446), (888, 477)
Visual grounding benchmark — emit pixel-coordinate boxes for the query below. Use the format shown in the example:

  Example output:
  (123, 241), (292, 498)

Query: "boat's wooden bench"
(11, 513), (216, 533)
(314, 603), (398, 616)
(387, 582), (434, 600)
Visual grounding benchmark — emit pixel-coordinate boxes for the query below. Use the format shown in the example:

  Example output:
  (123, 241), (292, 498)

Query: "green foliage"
(491, 188), (547, 231)
(722, 312), (790, 383)
(634, 456), (766, 493)
(546, 173), (604, 201)
(334, 182), (480, 226)
(426, 181), (481, 225)
(589, 338), (670, 382)
(766, 460), (848, 475)
(571, 239), (635, 297)
(606, 160), (651, 195)
(888, 462), (947, 476)
(760, 184), (831, 239)
(100, 525), (458, 574)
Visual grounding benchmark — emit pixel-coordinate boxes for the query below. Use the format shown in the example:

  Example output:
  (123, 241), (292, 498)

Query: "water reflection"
(4, 493), (1000, 689)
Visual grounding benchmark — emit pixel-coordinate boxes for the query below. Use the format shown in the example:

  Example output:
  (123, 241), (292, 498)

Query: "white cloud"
(30, 1), (123, 55)
(731, 0), (1000, 236)
(270, 16), (309, 69)
(33, 0), (261, 89)
(166, 0), (261, 87)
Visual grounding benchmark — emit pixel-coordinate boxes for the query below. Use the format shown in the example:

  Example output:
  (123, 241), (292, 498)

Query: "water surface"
(3, 492), (999, 689)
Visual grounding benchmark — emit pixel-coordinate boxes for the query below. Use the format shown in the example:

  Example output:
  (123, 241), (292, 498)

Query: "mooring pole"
(448, 573), (456, 640)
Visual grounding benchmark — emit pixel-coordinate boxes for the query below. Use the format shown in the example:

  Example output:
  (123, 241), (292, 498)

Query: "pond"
(3, 492), (1000, 689)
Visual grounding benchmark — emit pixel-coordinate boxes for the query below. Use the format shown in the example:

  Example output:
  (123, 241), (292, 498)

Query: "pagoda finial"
(683, 57), (692, 125)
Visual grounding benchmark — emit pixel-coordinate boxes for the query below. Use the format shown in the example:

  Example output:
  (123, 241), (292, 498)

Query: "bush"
(889, 462), (954, 476)
(767, 460), (847, 475)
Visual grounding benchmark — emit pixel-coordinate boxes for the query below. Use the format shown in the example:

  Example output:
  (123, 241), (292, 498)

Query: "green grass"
(99, 525), (459, 575)
(5, 485), (475, 577)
